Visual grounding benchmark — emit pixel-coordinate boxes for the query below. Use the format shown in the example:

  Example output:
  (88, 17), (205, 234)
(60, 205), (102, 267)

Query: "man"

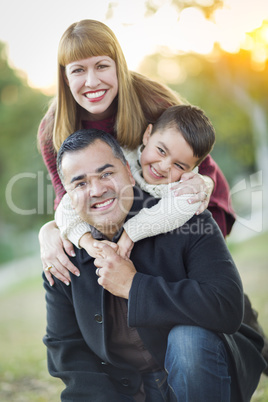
(43, 129), (266, 401)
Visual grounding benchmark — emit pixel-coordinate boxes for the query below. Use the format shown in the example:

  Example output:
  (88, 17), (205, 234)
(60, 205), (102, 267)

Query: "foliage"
(0, 42), (53, 261)
(145, 0), (224, 18)
(139, 45), (268, 185)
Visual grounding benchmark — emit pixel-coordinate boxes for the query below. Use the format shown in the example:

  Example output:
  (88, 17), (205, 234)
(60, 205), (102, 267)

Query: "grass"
(0, 232), (267, 401)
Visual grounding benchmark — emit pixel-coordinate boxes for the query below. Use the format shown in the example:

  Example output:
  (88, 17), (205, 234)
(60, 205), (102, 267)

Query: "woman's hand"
(39, 220), (80, 286)
(172, 172), (214, 215)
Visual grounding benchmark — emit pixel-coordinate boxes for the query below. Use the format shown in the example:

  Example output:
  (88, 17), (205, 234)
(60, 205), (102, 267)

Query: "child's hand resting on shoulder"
(117, 230), (134, 259)
(79, 232), (118, 258)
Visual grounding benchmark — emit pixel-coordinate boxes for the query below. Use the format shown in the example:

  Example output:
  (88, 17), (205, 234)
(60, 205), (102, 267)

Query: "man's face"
(62, 140), (135, 239)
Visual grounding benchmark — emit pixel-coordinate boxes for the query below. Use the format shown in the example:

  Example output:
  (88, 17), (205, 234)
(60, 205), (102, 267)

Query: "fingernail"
(71, 251), (76, 257)
(75, 272), (80, 277)
(188, 199), (192, 204)
(65, 281), (70, 286)
(49, 282), (53, 287)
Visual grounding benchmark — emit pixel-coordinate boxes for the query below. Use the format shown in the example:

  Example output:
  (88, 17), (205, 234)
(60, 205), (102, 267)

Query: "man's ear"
(126, 162), (135, 187)
(142, 124), (153, 146)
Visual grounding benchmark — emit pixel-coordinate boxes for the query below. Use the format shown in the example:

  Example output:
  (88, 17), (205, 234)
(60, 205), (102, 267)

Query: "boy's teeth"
(95, 199), (113, 208)
(85, 90), (106, 99)
(151, 166), (162, 177)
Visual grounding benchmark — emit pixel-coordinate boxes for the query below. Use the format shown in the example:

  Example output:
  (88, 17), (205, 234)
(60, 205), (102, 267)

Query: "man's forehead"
(62, 141), (123, 182)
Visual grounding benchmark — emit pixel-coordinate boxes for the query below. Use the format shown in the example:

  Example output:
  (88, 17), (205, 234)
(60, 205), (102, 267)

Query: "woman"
(38, 19), (235, 286)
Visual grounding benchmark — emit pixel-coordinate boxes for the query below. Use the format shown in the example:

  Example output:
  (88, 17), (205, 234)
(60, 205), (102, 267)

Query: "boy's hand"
(171, 172), (214, 214)
(79, 232), (118, 258)
(117, 230), (134, 259)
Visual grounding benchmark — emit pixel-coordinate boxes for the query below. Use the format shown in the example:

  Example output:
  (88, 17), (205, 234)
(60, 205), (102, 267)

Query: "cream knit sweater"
(55, 147), (201, 247)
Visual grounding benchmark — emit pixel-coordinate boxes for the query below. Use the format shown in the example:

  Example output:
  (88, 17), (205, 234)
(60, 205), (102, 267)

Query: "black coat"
(43, 192), (266, 401)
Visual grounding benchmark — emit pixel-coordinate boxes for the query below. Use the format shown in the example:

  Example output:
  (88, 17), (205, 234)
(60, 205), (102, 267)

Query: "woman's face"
(65, 56), (118, 120)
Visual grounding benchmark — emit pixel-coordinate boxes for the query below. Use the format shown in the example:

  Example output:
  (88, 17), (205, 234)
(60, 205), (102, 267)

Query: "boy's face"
(140, 125), (199, 185)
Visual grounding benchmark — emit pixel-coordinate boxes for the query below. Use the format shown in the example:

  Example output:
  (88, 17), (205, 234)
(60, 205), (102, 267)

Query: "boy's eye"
(174, 163), (184, 170)
(157, 147), (165, 155)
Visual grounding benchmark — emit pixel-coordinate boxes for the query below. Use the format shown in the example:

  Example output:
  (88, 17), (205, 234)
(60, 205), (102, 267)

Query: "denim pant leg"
(165, 325), (231, 402)
(142, 370), (176, 402)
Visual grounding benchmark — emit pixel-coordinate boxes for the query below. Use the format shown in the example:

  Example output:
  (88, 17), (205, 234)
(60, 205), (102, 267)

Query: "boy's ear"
(142, 124), (153, 146)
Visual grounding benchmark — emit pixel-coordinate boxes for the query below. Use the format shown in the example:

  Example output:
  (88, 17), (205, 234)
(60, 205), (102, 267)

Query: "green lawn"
(0, 232), (267, 401)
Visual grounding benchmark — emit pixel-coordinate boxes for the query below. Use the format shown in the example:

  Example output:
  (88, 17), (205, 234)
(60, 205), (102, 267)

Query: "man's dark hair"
(152, 105), (216, 165)
(57, 129), (127, 183)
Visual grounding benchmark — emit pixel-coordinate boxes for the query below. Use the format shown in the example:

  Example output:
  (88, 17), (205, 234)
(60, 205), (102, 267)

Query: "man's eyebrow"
(96, 163), (114, 173)
(70, 164), (114, 184)
(70, 174), (86, 184)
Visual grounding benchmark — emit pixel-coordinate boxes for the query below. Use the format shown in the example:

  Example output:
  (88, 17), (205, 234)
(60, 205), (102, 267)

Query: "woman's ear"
(63, 69), (70, 87)
(142, 124), (153, 146)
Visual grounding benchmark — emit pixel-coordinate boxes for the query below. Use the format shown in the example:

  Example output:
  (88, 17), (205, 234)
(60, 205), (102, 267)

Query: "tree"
(0, 42), (52, 261)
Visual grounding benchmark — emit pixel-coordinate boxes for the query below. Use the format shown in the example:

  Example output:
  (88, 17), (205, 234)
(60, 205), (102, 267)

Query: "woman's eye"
(71, 68), (84, 74)
(97, 64), (109, 70)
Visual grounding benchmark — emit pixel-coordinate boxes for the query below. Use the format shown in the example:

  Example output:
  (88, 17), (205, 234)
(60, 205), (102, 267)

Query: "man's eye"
(101, 172), (113, 179)
(75, 182), (86, 188)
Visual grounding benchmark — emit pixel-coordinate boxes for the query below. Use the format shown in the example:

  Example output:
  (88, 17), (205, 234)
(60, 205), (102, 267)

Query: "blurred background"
(0, 0), (267, 400)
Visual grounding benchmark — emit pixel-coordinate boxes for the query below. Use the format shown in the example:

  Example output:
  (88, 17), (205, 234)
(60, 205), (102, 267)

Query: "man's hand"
(93, 243), (136, 299)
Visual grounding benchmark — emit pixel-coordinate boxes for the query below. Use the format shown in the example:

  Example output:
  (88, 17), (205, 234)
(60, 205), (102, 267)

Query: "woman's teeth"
(85, 90), (106, 99)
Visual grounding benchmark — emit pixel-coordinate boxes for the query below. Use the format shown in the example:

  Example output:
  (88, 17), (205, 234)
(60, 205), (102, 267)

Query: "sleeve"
(128, 214), (243, 335)
(43, 276), (122, 402)
(55, 193), (92, 248)
(198, 155), (236, 237)
(123, 193), (201, 242)
(38, 116), (66, 209)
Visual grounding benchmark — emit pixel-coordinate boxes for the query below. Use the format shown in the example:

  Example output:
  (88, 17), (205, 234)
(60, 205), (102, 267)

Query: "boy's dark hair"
(57, 128), (127, 183)
(152, 105), (215, 165)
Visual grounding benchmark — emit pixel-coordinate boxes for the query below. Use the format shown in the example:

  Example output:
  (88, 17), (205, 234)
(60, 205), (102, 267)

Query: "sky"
(0, 0), (268, 93)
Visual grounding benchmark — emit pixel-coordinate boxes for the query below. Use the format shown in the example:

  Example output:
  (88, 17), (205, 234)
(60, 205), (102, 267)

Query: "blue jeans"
(120, 325), (231, 402)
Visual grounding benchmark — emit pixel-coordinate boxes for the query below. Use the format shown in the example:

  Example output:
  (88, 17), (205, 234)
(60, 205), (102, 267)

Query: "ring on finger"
(45, 265), (53, 272)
